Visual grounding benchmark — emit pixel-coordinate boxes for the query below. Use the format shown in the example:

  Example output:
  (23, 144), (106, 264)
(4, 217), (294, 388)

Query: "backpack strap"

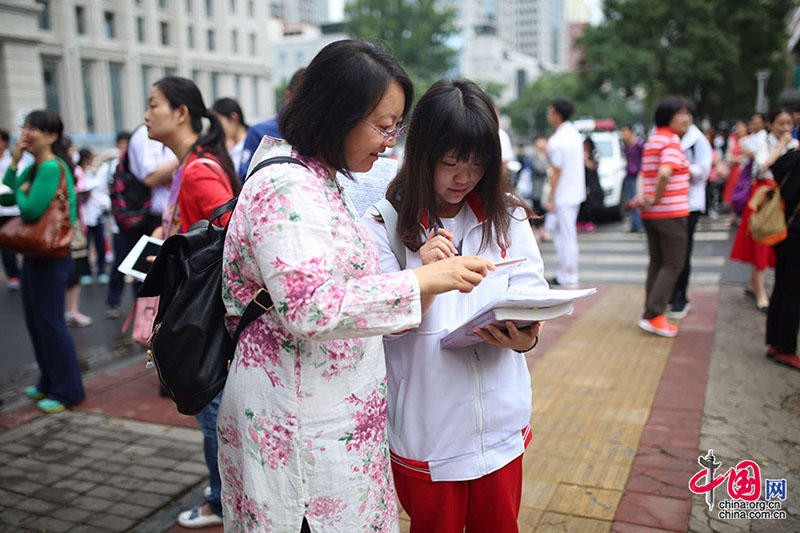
(229, 155), (312, 344)
(247, 155), (310, 181)
(374, 198), (406, 270)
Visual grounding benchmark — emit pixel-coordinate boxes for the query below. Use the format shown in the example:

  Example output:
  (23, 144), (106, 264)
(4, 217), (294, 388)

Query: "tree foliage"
(578, 0), (793, 122)
(345, 0), (459, 94)
(504, 71), (637, 138)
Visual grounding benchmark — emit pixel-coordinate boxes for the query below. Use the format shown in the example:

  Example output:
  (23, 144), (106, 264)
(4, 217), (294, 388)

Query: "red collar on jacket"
(420, 191), (486, 229)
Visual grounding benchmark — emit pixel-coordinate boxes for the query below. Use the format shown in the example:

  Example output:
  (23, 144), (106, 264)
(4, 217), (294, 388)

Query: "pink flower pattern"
(218, 141), (420, 532)
(220, 453), (272, 532)
(243, 408), (297, 470)
(306, 496), (347, 527)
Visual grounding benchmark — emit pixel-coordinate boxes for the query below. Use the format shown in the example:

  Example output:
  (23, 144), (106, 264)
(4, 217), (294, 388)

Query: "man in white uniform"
(545, 98), (586, 288)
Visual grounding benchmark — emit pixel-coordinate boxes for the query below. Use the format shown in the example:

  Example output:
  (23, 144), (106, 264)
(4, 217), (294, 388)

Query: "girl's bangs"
(438, 108), (497, 165)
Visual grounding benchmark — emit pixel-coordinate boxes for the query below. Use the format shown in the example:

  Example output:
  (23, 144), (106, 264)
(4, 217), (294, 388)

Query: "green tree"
(345, 0), (459, 95)
(504, 71), (637, 138)
(578, 0), (793, 122)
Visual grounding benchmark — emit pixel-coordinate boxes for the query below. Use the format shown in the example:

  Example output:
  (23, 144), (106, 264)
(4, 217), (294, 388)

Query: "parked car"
(575, 119), (627, 220)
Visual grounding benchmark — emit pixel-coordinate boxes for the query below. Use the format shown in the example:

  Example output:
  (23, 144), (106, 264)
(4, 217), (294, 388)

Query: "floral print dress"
(219, 139), (421, 533)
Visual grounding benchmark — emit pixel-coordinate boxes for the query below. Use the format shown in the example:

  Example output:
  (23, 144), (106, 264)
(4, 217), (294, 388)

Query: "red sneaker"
(775, 353), (800, 371)
(638, 315), (678, 337)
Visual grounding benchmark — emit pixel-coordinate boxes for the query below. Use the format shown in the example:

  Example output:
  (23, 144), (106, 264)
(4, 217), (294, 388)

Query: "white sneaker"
(178, 505), (223, 528)
(203, 485), (212, 499)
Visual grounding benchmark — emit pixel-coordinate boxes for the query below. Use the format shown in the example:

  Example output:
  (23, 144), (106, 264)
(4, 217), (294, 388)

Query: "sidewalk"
(0, 279), (797, 531)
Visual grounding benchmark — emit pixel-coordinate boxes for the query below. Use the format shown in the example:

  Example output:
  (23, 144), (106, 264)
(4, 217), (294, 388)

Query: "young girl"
(144, 75), (241, 528)
(363, 79), (547, 532)
(212, 97), (249, 173)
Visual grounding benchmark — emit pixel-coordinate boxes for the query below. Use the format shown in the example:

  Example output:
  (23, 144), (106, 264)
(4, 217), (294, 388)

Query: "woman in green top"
(2, 110), (85, 412)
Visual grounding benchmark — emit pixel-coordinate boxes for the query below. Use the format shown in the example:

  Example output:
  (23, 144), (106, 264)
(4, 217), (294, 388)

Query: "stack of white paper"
(440, 287), (597, 349)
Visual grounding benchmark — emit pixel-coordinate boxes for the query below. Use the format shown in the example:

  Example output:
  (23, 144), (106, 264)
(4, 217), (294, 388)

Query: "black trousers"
(670, 211), (702, 308)
(766, 235), (800, 355)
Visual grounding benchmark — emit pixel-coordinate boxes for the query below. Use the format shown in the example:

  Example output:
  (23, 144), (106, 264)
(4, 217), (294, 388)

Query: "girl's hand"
(420, 228), (457, 264)
(151, 225), (164, 239)
(413, 255), (493, 295)
(474, 321), (544, 352)
(780, 131), (793, 148)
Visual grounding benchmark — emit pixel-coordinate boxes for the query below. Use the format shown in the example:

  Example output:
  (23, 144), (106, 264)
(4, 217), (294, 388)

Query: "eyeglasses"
(363, 120), (407, 141)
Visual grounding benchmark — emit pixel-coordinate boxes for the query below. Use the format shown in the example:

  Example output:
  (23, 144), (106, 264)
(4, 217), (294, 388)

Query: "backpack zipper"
(146, 323), (176, 399)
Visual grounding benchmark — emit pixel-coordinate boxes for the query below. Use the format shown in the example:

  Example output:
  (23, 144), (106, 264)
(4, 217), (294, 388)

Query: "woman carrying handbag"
(0, 110), (85, 412)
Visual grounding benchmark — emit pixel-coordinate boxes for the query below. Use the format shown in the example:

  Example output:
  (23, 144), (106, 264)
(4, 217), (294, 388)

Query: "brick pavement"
(0, 284), (720, 532)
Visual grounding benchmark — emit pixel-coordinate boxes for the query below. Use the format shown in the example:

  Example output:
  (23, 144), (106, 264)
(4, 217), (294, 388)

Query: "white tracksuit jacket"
(362, 195), (548, 481)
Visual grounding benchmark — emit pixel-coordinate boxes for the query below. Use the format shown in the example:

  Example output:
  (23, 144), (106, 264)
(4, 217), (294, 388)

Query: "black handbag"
(138, 156), (309, 415)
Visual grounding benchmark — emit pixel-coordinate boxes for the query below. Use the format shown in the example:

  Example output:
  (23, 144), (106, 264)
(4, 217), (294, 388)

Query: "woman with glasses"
(218, 40), (494, 532)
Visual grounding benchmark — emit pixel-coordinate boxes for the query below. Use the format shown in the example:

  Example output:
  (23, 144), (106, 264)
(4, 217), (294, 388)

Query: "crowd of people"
(0, 36), (798, 532)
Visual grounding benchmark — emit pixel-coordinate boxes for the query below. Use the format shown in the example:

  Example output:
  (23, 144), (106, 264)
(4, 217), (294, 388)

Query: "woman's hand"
(413, 255), (493, 295)
(420, 228), (457, 265)
(11, 136), (27, 168)
(151, 225), (164, 239)
(474, 321), (544, 352)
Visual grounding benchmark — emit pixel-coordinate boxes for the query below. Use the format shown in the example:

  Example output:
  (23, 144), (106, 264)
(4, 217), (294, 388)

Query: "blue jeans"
(195, 394), (222, 517)
(622, 175), (642, 231)
(21, 255), (85, 405)
(106, 232), (140, 307)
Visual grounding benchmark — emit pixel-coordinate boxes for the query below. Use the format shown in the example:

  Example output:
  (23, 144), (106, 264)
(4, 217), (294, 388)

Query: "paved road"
(0, 279), (141, 407)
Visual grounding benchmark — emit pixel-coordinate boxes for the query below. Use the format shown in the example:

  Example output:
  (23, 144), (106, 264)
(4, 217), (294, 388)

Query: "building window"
(207, 29), (215, 51)
(81, 60), (94, 132)
(205, 0), (213, 17)
(109, 63), (125, 132)
(231, 30), (238, 53)
(165, 66), (176, 77)
(186, 0), (192, 12)
(247, 0), (253, 17)
(187, 25), (194, 48)
(230, 0), (236, 12)
(160, 22), (170, 45)
(76, 6), (86, 35)
(42, 56), (60, 114)
(141, 65), (151, 107)
(37, 1), (51, 30)
(136, 17), (145, 42)
(191, 69), (200, 83)
(104, 11), (116, 39)
(159, 0), (168, 9)
(211, 72), (219, 101)
(234, 74), (241, 97)
(249, 33), (256, 55)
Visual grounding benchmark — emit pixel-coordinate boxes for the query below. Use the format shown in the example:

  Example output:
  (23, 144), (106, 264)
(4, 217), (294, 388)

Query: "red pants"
(393, 454), (523, 533)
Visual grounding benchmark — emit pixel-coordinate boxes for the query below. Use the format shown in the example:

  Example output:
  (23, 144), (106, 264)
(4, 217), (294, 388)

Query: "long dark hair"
(211, 97), (249, 129)
(25, 110), (75, 178)
(385, 79), (532, 253)
(153, 76), (241, 195)
(280, 40), (413, 173)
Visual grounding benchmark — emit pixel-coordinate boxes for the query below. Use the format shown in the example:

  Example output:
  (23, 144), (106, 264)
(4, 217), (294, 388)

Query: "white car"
(589, 130), (627, 218)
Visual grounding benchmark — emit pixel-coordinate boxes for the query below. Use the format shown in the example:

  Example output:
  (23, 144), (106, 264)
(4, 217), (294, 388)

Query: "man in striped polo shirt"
(634, 97), (692, 337)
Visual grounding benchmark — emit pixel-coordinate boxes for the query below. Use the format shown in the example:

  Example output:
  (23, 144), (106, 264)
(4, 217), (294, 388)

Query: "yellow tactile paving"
(398, 286), (677, 532)
(516, 285), (677, 530)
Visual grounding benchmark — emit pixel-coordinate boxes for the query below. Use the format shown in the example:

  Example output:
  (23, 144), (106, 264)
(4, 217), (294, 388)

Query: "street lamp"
(756, 69), (771, 114)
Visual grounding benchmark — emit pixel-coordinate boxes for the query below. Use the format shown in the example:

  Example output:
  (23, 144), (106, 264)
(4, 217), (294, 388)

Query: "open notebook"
(440, 287), (596, 349)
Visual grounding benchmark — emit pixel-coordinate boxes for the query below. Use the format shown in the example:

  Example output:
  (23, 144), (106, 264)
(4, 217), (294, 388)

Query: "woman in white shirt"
(363, 79), (546, 533)
(211, 98), (249, 173)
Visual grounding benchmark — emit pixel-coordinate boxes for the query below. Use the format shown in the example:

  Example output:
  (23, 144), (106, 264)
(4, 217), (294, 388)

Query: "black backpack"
(138, 156), (309, 415)
(109, 127), (153, 232)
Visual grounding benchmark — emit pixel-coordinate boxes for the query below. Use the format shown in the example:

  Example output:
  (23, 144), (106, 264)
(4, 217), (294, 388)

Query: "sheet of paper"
(340, 157), (399, 217)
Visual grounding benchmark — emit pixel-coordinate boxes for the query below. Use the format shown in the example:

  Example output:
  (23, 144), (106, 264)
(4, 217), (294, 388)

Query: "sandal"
(755, 303), (769, 314)
(178, 505), (223, 528)
(24, 386), (45, 400)
(37, 398), (66, 413)
(766, 346), (778, 359)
